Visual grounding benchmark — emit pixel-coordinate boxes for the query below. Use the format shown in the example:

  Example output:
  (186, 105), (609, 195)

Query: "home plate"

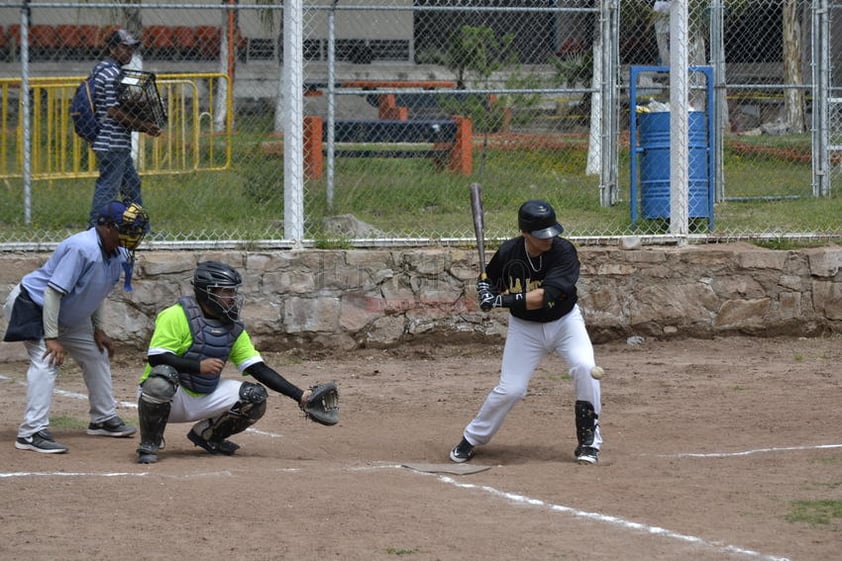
(401, 463), (492, 475)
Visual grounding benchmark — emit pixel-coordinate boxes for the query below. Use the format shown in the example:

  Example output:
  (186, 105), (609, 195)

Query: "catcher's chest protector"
(177, 296), (244, 393)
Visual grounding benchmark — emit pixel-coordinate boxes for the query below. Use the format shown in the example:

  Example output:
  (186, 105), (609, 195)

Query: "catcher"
(135, 261), (338, 464)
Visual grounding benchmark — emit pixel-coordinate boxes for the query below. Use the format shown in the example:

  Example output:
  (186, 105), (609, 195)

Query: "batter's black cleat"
(187, 430), (240, 456)
(575, 446), (599, 465)
(449, 437), (475, 463)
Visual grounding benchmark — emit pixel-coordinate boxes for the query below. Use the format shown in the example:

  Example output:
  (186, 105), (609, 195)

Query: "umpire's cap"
(518, 200), (564, 239)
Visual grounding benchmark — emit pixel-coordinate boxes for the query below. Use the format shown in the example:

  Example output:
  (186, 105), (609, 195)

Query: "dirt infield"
(1, 335), (840, 561)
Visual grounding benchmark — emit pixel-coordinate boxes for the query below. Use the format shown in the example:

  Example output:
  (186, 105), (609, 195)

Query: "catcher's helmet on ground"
(518, 200), (564, 239)
(192, 261), (244, 323)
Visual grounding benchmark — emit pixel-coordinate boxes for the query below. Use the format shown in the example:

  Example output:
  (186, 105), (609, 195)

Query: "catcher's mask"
(192, 261), (244, 323)
(517, 200), (564, 239)
(96, 201), (149, 251)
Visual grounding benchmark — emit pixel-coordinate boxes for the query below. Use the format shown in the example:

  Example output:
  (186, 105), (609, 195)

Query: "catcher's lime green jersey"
(139, 303), (262, 385)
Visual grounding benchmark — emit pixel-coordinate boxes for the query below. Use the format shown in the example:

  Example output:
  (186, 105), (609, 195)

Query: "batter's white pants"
(463, 304), (603, 449)
(5, 284), (120, 439)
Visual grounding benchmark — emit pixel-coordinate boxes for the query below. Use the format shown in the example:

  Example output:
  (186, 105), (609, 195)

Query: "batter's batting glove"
(486, 292), (525, 310)
(476, 279), (497, 311)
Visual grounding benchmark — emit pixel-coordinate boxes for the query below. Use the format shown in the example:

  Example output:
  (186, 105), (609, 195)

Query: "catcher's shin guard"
(136, 365), (179, 463)
(193, 382), (268, 444)
(137, 398), (170, 463)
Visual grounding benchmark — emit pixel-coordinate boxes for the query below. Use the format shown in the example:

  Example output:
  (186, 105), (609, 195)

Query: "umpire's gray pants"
(4, 284), (119, 439)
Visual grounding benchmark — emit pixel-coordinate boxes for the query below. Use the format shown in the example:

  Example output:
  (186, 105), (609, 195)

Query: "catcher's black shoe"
(187, 430), (240, 456)
(575, 446), (599, 465)
(137, 449), (158, 464)
(137, 438), (166, 464)
(449, 437), (474, 463)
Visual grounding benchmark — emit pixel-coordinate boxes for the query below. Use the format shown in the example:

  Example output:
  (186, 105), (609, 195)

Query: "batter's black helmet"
(518, 200), (564, 239)
(192, 261), (244, 323)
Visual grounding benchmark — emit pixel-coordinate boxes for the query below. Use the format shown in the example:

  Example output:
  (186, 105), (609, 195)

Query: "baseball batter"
(449, 200), (603, 465)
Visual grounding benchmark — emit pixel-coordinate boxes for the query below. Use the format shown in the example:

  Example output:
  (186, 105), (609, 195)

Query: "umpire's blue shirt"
(21, 229), (126, 328)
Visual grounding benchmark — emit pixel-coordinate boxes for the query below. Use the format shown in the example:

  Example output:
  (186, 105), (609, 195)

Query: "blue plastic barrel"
(638, 111), (710, 219)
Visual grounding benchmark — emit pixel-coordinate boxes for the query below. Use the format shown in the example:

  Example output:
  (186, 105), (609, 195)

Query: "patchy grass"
(49, 416), (87, 431)
(751, 239), (833, 251)
(786, 500), (842, 526)
(386, 547), (420, 555)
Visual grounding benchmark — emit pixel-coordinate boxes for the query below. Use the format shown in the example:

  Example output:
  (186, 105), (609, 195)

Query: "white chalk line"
(439, 475), (791, 561)
(0, 470), (234, 479)
(344, 464), (791, 561)
(0, 460), (795, 561)
(657, 443), (842, 458)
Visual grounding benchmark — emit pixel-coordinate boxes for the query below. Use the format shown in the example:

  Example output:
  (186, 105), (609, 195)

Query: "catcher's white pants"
(463, 304), (602, 449)
(138, 378), (243, 424)
(5, 285), (120, 439)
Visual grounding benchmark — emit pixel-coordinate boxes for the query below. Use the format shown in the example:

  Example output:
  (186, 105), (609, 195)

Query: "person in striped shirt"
(88, 29), (162, 228)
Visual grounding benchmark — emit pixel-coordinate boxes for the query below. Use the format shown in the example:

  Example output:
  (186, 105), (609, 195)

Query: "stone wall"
(1, 242), (841, 361)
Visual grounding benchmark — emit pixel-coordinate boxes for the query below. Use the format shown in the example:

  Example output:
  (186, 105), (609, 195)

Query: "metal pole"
(669, 0), (689, 237)
(326, 0), (338, 210)
(710, 0), (726, 202)
(587, 5), (603, 177)
(20, 1), (31, 226)
(600, 0), (619, 207)
(811, 0), (830, 197)
(227, 0), (237, 87)
(283, 0), (305, 243)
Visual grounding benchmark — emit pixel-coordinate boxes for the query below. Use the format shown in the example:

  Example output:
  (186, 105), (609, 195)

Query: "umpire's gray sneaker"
(15, 430), (69, 454)
(86, 416), (137, 437)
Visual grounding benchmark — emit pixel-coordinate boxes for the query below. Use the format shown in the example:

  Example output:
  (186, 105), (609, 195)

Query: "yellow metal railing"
(0, 72), (232, 180)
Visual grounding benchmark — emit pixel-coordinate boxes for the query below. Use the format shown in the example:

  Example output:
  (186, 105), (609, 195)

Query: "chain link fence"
(0, 1), (839, 248)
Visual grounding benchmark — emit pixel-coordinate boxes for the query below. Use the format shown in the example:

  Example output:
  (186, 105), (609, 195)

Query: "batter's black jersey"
(485, 236), (580, 323)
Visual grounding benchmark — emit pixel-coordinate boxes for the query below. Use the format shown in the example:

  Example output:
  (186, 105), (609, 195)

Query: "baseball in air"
(590, 366), (604, 380)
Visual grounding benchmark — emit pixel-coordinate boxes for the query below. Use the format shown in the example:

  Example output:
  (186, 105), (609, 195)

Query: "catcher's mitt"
(301, 382), (340, 426)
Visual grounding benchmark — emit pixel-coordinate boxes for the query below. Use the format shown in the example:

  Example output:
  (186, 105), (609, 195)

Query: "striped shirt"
(91, 58), (132, 152)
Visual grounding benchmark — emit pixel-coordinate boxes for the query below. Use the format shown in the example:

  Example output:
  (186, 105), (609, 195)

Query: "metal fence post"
(283, 0), (304, 244)
(811, 0), (830, 198)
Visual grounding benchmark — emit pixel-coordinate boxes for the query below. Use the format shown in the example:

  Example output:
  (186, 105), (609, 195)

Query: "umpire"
(3, 201), (149, 453)
(449, 200), (603, 465)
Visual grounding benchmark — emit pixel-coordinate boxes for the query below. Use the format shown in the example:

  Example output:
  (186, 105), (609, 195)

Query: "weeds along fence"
(0, 0), (840, 249)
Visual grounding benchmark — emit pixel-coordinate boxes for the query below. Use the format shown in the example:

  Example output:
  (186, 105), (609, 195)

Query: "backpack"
(70, 62), (110, 143)
(70, 75), (99, 142)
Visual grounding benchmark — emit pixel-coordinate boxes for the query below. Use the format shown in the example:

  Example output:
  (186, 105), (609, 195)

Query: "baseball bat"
(469, 183), (487, 280)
